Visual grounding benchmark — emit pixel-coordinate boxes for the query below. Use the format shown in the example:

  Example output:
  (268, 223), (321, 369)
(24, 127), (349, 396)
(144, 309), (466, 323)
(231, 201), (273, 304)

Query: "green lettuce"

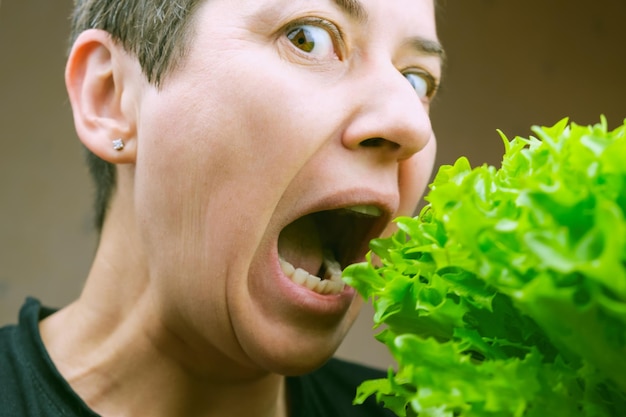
(343, 117), (626, 417)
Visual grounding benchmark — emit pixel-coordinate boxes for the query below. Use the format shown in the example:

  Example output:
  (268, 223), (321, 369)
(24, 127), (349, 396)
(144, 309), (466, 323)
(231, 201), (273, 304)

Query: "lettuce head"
(343, 117), (626, 417)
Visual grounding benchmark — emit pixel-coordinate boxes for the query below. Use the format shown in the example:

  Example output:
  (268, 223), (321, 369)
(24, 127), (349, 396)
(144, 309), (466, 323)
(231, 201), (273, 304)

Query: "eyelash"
(281, 17), (440, 99)
(404, 69), (440, 99)
(283, 17), (345, 59)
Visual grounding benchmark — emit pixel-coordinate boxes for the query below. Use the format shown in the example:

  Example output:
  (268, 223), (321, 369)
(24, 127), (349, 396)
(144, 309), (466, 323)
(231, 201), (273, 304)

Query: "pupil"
(288, 28), (314, 53)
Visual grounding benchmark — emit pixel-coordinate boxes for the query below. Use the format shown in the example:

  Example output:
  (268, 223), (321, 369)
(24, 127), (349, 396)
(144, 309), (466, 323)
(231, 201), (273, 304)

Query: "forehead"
(330, 0), (369, 22)
(192, 0), (440, 56)
(198, 0), (437, 32)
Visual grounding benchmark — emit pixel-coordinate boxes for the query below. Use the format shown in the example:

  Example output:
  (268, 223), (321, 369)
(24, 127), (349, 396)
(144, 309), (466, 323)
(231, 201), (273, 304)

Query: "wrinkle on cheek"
(375, 134), (434, 248)
(397, 134), (437, 217)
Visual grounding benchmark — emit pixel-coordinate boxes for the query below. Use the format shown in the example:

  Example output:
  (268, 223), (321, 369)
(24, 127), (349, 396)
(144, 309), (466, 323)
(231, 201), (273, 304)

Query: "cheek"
(398, 134), (437, 215)
(346, 296), (364, 325)
(381, 134), (436, 239)
(130, 58), (340, 271)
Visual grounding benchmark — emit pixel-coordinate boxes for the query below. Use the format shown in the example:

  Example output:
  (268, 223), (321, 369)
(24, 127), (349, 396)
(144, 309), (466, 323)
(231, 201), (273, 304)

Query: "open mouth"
(277, 205), (387, 296)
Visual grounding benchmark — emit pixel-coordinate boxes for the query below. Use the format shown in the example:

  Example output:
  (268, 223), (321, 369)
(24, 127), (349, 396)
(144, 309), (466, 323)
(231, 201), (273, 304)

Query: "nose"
(341, 63), (433, 161)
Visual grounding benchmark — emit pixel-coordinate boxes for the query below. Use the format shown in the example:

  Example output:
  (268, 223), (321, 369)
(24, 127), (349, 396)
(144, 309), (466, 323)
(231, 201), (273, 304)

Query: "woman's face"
(133, 0), (442, 374)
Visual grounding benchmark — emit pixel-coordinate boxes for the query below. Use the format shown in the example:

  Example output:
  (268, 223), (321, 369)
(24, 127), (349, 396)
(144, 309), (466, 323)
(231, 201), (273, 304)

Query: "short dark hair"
(70, 0), (205, 231)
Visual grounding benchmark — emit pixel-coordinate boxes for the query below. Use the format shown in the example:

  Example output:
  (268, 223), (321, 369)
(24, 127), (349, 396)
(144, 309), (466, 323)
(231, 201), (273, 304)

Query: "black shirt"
(0, 298), (395, 417)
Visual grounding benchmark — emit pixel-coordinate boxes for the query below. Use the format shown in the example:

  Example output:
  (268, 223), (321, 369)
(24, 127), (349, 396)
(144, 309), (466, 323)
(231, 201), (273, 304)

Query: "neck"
(40, 264), (289, 417)
(39, 202), (288, 417)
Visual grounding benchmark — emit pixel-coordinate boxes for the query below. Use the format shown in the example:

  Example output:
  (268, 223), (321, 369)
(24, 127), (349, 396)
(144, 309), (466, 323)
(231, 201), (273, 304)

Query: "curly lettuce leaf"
(344, 117), (626, 417)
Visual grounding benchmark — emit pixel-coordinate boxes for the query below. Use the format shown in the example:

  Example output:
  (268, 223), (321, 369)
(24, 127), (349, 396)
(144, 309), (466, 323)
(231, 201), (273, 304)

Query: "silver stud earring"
(112, 138), (125, 151)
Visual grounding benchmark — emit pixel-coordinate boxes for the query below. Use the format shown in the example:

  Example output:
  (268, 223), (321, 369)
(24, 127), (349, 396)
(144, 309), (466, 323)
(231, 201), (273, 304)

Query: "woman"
(0, 0), (443, 415)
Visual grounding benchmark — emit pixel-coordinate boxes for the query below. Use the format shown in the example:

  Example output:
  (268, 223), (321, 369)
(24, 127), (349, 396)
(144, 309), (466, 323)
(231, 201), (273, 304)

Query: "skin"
(40, 0), (442, 416)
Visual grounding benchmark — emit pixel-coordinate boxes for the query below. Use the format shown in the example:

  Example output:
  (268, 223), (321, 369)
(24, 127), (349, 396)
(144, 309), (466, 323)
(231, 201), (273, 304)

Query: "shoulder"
(288, 357), (395, 417)
(0, 323), (19, 369)
(0, 305), (35, 415)
(312, 356), (390, 393)
(0, 303), (28, 371)
(0, 298), (99, 417)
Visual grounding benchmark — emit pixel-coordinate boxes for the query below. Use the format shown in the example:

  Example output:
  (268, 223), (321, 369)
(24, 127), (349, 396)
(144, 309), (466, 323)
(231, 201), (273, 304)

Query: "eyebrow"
(331, 0), (446, 61)
(332, 0), (368, 23)
(407, 37), (446, 61)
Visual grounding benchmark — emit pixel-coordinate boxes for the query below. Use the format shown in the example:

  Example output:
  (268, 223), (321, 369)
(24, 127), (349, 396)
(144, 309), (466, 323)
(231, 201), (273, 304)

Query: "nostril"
(360, 138), (383, 147)
(360, 137), (400, 150)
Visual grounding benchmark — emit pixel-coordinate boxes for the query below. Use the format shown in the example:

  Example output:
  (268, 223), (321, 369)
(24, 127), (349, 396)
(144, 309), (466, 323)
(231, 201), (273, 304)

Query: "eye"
(286, 22), (338, 59)
(404, 72), (437, 99)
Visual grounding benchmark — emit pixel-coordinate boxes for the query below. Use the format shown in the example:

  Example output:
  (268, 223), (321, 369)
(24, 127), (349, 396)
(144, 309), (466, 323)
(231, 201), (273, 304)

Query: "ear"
(66, 29), (140, 164)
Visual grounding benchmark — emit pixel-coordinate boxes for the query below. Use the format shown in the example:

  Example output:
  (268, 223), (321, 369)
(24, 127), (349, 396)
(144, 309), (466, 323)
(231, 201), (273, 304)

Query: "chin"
(254, 341), (341, 376)
(235, 301), (361, 377)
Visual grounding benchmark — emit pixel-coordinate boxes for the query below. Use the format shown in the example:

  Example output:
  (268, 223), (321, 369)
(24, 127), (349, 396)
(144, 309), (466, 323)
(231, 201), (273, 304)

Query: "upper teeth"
(345, 205), (382, 217)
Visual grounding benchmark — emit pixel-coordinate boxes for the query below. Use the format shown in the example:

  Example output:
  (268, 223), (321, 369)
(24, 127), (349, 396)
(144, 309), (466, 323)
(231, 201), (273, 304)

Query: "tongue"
(278, 215), (324, 276)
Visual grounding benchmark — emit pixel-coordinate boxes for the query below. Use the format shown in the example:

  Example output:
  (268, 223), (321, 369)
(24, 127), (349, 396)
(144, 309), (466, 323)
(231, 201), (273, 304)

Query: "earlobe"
(66, 29), (138, 164)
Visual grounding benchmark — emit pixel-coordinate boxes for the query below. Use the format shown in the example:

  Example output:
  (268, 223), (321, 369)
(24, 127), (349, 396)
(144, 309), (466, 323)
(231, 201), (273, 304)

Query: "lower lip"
(268, 249), (356, 317)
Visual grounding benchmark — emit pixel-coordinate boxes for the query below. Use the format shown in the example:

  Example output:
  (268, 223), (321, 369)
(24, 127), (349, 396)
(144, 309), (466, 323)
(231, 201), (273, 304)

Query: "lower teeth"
(279, 252), (345, 295)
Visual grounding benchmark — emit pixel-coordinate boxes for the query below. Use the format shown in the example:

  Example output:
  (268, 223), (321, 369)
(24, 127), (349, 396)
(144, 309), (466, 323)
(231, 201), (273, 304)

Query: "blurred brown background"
(1, 0), (625, 369)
